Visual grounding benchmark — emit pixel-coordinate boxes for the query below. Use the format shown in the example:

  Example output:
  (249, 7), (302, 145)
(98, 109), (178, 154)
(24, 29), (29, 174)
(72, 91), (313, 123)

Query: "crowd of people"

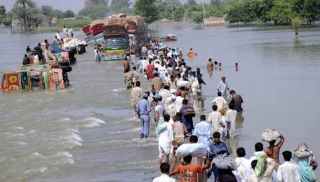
(121, 40), (317, 182)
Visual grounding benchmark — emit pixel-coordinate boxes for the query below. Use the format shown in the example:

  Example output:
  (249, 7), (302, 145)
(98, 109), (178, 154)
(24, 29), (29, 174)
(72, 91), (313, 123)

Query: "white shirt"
(235, 157), (254, 182)
(152, 174), (176, 182)
(158, 123), (173, 146)
(155, 104), (164, 123)
(207, 111), (222, 133)
(193, 121), (211, 147)
(56, 32), (61, 40)
(226, 109), (237, 137)
(277, 161), (301, 182)
(175, 96), (184, 112)
(248, 174), (258, 182)
(159, 89), (171, 101)
(211, 96), (227, 111)
(217, 80), (229, 96)
(191, 78), (200, 96)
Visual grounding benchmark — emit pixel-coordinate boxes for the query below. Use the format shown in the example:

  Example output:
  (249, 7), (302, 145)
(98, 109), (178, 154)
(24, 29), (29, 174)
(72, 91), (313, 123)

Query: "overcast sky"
(1, 0), (210, 13)
(1, 0), (86, 13)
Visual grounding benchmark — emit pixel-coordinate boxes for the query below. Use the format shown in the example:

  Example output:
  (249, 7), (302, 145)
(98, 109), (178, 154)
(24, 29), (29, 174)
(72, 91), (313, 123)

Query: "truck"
(103, 23), (129, 61)
(102, 14), (148, 61)
(82, 14), (148, 61)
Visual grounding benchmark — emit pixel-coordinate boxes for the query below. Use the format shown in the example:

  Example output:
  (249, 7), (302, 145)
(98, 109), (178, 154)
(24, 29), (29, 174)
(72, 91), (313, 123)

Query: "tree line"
(0, 0), (76, 32)
(2, 0), (319, 34)
(225, 0), (320, 25)
(134, 0), (320, 25)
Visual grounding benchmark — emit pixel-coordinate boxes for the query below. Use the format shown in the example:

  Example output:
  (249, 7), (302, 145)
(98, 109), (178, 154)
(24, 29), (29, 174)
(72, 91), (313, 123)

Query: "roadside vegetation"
(1, 0), (319, 35)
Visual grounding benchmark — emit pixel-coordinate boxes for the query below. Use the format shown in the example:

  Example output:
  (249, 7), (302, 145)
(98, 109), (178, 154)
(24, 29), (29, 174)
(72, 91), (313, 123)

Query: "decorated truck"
(82, 13), (148, 61)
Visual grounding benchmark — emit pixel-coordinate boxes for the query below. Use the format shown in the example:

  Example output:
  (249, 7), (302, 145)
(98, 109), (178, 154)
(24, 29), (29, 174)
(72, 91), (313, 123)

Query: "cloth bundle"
(261, 129), (281, 142)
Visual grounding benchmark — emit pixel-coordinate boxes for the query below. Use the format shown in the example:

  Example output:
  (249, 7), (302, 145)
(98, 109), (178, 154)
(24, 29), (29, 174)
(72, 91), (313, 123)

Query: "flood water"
(0, 22), (320, 181)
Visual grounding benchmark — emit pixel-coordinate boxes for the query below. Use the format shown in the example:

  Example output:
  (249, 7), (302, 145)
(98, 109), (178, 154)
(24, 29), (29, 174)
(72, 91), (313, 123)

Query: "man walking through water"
(217, 76), (229, 100)
(136, 94), (151, 138)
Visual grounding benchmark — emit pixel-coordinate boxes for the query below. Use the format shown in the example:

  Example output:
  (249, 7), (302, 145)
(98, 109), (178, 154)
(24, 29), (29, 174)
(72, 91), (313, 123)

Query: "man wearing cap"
(136, 94), (152, 138)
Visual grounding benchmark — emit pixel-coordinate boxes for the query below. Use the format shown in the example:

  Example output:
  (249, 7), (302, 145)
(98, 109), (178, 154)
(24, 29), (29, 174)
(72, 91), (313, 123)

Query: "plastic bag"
(156, 122), (167, 136)
(176, 143), (208, 157)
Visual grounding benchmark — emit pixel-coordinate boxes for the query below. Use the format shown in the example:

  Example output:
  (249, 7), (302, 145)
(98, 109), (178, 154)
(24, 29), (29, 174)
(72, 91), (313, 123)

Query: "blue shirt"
(137, 99), (151, 116)
(209, 142), (228, 158)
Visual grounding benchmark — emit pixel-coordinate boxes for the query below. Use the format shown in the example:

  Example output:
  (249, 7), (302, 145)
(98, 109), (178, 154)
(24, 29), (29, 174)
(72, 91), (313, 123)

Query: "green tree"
(0, 5), (5, 15)
(269, 0), (293, 24)
(64, 10), (75, 18)
(11, 0), (42, 32)
(303, 0), (320, 23)
(135, 0), (159, 24)
(0, 5), (10, 26)
(211, 0), (222, 6)
(226, 2), (256, 23)
(41, 5), (54, 25)
(157, 1), (185, 21)
(85, 0), (107, 7)
(190, 11), (203, 23)
(110, 0), (131, 13)
(79, 0), (108, 18)
(187, 0), (197, 6)
(291, 16), (303, 35)
(54, 9), (65, 19)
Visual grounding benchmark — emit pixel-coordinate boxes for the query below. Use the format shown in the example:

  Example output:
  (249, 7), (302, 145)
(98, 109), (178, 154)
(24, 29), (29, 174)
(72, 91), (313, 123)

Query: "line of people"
(122, 40), (317, 181)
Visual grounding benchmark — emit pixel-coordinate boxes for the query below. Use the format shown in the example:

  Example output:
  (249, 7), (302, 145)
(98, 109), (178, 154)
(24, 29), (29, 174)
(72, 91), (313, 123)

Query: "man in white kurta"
(174, 92), (184, 113)
(157, 114), (173, 163)
(235, 147), (254, 182)
(217, 76), (229, 99)
(211, 92), (227, 111)
(277, 151), (301, 182)
(207, 105), (222, 135)
(193, 115), (211, 147)
(226, 105), (237, 137)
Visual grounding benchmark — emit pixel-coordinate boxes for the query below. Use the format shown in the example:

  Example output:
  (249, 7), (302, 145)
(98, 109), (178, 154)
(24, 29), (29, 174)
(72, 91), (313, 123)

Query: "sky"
(0, 0), (210, 13)
(1, 0), (86, 13)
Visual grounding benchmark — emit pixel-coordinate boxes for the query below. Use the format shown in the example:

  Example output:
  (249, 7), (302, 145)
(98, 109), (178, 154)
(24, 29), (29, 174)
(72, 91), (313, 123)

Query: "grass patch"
(53, 18), (92, 28)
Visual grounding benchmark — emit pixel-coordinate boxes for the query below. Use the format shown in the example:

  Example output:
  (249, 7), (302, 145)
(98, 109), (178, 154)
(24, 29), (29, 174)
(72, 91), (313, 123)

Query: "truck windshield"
(105, 38), (126, 49)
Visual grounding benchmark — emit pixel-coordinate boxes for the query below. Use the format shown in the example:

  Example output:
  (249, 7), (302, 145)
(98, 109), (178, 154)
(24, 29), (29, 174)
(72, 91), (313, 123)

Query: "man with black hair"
(132, 66), (139, 86)
(211, 91), (227, 111)
(130, 81), (144, 119)
(157, 114), (173, 163)
(193, 115), (211, 147)
(152, 72), (162, 93)
(189, 135), (198, 143)
(277, 151), (300, 182)
(22, 54), (30, 65)
(208, 105), (222, 137)
(209, 132), (228, 158)
(179, 99), (195, 135)
(229, 90), (244, 113)
(153, 163), (175, 182)
(250, 142), (264, 162)
(159, 84), (171, 101)
(171, 155), (209, 182)
(235, 147), (253, 182)
(248, 160), (258, 182)
(136, 94), (151, 138)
